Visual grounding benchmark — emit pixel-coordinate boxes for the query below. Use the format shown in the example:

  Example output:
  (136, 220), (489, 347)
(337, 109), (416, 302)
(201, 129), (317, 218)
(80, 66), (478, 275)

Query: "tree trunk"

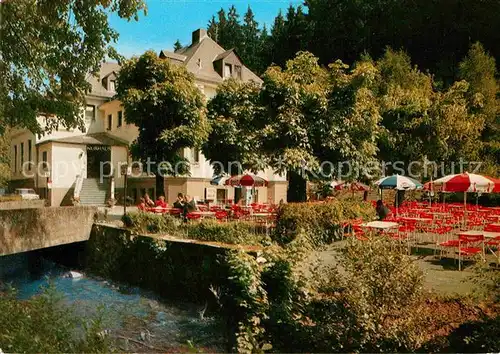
(287, 170), (307, 203)
(156, 173), (165, 199)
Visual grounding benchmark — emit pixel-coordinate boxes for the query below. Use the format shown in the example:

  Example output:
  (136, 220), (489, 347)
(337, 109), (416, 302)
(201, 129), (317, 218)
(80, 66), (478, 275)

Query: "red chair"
(187, 213), (201, 222)
(486, 236), (500, 266)
(458, 234), (485, 271)
(169, 208), (182, 217)
(215, 211), (228, 222)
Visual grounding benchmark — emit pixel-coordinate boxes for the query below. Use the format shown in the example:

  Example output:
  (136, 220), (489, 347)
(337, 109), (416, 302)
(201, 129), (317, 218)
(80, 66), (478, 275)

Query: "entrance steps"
(79, 178), (107, 205)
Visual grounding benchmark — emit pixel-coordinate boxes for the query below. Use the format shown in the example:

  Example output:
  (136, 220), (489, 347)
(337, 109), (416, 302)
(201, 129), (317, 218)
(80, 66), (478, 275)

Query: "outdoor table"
(193, 211), (216, 218)
(148, 207), (171, 214)
(458, 230), (500, 239)
(361, 221), (399, 230)
(401, 217), (432, 223)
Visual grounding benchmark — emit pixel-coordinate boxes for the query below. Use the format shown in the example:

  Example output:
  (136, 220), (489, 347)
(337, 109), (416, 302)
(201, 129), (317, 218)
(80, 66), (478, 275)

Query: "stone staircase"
(79, 178), (108, 205)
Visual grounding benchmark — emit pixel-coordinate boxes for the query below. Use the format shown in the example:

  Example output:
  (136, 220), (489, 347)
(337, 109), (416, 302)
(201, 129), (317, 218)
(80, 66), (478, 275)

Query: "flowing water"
(0, 250), (225, 352)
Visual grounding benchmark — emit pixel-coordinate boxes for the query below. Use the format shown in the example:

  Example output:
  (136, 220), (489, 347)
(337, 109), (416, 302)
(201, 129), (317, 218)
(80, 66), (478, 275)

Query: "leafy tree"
(459, 43), (500, 167)
(0, 0), (146, 135)
(202, 79), (266, 176)
(375, 49), (435, 168)
(173, 40), (183, 52)
(261, 52), (380, 202)
(116, 51), (210, 197)
(0, 129), (11, 187)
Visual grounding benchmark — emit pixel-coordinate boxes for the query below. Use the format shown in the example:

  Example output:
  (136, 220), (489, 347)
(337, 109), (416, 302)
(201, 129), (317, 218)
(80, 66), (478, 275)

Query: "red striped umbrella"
(225, 174), (268, 187)
(427, 172), (497, 193)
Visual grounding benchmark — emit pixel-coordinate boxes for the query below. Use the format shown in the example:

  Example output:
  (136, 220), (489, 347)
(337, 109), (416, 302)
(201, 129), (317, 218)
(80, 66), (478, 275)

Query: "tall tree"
(261, 52), (380, 201)
(225, 5), (243, 50)
(459, 42), (500, 167)
(0, 0), (146, 135)
(116, 51), (210, 197)
(0, 129), (11, 187)
(173, 40), (183, 52)
(202, 79), (266, 175)
(240, 6), (260, 73)
(207, 15), (219, 42)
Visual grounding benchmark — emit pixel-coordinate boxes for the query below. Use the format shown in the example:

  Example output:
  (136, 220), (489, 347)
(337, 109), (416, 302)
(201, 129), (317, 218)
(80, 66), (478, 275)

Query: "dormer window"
(109, 80), (116, 91)
(224, 64), (232, 78)
(234, 65), (242, 79)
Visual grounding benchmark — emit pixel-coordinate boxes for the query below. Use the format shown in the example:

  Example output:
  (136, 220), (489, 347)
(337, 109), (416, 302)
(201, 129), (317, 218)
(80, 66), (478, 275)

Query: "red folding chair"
(458, 234), (485, 271)
(486, 235), (500, 266)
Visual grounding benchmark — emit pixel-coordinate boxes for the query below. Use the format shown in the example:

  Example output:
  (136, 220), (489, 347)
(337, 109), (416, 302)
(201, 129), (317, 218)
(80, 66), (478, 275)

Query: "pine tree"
(216, 8), (228, 47)
(207, 15), (218, 42)
(241, 6), (260, 72)
(173, 40), (182, 52)
(225, 5), (243, 50)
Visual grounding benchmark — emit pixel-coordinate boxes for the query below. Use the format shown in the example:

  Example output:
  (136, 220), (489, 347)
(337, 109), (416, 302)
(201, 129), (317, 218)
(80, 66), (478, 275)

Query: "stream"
(0, 250), (225, 352)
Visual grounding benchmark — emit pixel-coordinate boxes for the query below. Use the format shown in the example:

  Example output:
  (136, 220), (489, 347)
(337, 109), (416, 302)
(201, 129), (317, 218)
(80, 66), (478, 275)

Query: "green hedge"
(122, 212), (269, 246)
(273, 200), (375, 247)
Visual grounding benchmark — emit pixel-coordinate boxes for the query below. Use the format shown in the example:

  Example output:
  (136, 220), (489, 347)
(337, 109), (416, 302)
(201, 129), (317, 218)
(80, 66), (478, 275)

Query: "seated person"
(173, 193), (185, 209)
(184, 195), (197, 213)
(137, 198), (146, 211)
(144, 193), (155, 207)
(155, 195), (167, 208)
(375, 200), (390, 220)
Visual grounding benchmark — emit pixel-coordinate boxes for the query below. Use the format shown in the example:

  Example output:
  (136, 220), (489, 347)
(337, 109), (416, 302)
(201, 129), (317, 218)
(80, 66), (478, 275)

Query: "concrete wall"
(111, 145), (128, 188)
(0, 200), (45, 210)
(0, 206), (97, 256)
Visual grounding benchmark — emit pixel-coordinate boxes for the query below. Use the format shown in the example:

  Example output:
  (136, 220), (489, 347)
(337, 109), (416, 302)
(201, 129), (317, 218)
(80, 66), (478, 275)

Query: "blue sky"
(109, 0), (304, 58)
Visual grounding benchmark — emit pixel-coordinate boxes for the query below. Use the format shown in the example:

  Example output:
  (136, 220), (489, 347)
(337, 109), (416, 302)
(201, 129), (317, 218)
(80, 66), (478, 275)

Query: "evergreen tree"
(207, 15), (219, 42)
(225, 5), (243, 50)
(173, 40), (183, 52)
(241, 6), (260, 73)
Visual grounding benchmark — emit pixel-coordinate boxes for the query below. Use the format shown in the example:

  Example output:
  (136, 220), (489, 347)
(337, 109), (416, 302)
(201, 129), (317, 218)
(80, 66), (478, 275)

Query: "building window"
(13, 145), (17, 173)
(224, 63), (232, 78)
(107, 114), (112, 130)
(117, 111), (123, 127)
(109, 80), (116, 92)
(20, 142), (24, 169)
(42, 151), (48, 171)
(28, 140), (32, 170)
(191, 147), (200, 163)
(85, 105), (96, 121)
(234, 65), (242, 79)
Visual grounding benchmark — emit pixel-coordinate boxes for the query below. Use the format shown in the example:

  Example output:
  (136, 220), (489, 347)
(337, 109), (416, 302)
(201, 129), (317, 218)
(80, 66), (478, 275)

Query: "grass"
(314, 240), (489, 297)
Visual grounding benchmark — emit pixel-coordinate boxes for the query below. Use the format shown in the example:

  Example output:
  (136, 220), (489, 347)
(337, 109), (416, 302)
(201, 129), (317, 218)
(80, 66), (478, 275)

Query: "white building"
(9, 29), (287, 206)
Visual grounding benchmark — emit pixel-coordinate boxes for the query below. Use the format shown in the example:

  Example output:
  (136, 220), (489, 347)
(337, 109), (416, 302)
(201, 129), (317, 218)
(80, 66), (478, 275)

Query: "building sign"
(87, 145), (111, 151)
(205, 187), (216, 201)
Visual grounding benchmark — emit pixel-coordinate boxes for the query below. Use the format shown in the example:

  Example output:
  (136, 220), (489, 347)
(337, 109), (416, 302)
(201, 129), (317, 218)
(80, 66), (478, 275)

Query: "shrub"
(302, 237), (426, 352)
(0, 286), (110, 353)
(273, 199), (375, 247)
(184, 220), (270, 245)
(122, 211), (180, 234)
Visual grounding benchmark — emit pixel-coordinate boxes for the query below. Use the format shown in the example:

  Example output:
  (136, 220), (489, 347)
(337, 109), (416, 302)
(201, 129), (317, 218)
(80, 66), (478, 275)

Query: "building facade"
(9, 29), (287, 206)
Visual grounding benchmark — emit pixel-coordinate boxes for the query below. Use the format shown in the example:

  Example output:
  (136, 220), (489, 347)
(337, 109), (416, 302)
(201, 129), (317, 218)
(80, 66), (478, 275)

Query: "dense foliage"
(0, 129), (11, 187)
(273, 199), (375, 247)
(207, 1), (500, 84)
(0, 0), (146, 135)
(116, 51), (210, 196)
(122, 212), (269, 246)
(0, 287), (109, 353)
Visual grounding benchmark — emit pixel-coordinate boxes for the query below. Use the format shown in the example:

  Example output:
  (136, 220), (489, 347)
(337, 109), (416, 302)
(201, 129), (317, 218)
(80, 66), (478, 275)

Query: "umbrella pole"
(396, 189), (398, 216)
(463, 192), (467, 227)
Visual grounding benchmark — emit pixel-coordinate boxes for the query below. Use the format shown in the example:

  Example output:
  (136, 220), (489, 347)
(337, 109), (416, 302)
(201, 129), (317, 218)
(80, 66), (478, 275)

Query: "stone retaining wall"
(0, 199), (45, 210)
(0, 206), (97, 256)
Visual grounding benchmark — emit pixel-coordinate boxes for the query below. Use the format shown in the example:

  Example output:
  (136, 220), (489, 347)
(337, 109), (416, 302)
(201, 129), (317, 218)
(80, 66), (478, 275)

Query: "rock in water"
(69, 271), (83, 279)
